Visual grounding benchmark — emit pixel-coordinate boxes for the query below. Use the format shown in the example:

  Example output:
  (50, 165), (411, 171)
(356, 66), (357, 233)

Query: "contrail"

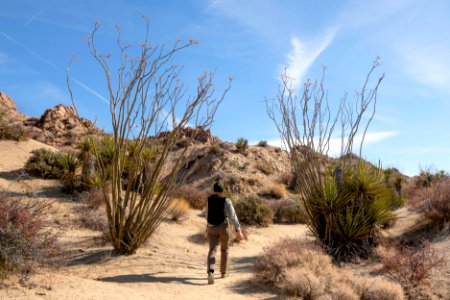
(24, 8), (46, 26)
(72, 77), (110, 104)
(0, 30), (109, 105)
(0, 31), (56, 68)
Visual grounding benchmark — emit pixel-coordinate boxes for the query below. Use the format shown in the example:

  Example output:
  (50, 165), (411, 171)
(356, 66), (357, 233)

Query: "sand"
(0, 139), (448, 299)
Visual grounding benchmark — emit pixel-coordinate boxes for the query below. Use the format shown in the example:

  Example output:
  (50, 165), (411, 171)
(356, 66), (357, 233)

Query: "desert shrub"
(209, 144), (223, 156)
(234, 197), (272, 226)
(235, 137), (248, 152)
(276, 171), (294, 187)
(60, 151), (80, 194)
(421, 179), (450, 226)
(353, 276), (405, 300)
(258, 182), (287, 199)
(24, 148), (65, 179)
(99, 135), (115, 166)
(276, 202), (306, 224)
(173, 185), (207, 210)
(0, 124), (29, 141)
(255, 162), (274, 176)
(0, 192), (59, 279)
(254, 238), (404, 299)
(384, 168), (405, 210)
(168, 198), (190, 222)
(379, 241), (444, 290)
(257, 140), (268, 147)
(303, 162), (395, 261)
(79, 189), (105, 209)
(407, 178), (450, 227)
(78, 209), (107, 231)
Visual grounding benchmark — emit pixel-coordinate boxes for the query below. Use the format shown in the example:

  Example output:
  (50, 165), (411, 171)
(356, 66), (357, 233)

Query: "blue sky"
(1, 0), (449, 176)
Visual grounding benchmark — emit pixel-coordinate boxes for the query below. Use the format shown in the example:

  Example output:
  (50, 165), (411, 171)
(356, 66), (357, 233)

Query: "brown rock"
(0, 91), (17, 111)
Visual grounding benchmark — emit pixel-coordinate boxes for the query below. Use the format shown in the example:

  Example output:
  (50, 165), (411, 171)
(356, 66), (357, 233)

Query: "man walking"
(205, 181), (244, 284)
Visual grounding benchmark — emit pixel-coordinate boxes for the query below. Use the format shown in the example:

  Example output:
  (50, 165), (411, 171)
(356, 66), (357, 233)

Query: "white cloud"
(284, 28), (338, 90)
(264, 131), (399, 156)
(397, 43), (450, 92)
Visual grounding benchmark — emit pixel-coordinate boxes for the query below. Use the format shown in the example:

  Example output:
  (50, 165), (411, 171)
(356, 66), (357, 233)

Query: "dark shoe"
(208, 272), (214, 284)
(221, 273), (227, 278)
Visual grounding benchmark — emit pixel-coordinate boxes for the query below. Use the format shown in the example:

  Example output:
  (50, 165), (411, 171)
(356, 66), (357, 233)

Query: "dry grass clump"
(378, 242), (444, 289)
(168, 198), (190, 222)
(77, 209), (107, 231)
(0, 192), (59, 281)
(254, 239), (404, 299)
(173, 185), (207, 210)
(255, 162), (274, 175)
(406, 178), (450, 227)
(352, 277), (405, 300)
(276, 171), (295, 188)
(258, 182), (287, 199)
(79, 189), (105, 209)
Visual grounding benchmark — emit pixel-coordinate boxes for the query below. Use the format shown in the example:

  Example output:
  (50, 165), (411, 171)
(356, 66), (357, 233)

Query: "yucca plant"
(236, 137), (248, 152)
(77, 138), (96, 189)
(60, 151), (80, 194)
(300, 160), (394, 261)
(267, 59), (387, 262)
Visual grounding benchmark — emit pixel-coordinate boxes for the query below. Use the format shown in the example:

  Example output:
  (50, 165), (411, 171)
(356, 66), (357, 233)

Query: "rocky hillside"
(0, 92), (292, 197)
(0, 91), (102, 147)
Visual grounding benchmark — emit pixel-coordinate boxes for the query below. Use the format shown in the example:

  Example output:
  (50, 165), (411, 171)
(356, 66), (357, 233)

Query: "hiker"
(205, 181), (244, 285)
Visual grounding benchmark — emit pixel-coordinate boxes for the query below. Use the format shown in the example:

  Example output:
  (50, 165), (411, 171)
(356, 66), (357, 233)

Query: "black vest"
(207, 195), (226, 225)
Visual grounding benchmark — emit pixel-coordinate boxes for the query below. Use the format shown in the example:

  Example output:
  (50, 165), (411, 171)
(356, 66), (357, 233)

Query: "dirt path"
(0, 140), (309, 299)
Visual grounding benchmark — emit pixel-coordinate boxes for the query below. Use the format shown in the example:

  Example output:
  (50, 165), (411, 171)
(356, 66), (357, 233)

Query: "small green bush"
(235, 137), (248, 152)
(234, 197), (272, 226)
(24, 148), (65, 179)
(0, 123), (29, 141)
(209, 144), (224, 156)
(277, 203), (306, 224)
(257, 140), (268, 147)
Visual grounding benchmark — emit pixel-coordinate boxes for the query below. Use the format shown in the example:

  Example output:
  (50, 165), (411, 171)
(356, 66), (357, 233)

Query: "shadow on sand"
(67, 249), (116, 266)
(98, 272), (206, 286)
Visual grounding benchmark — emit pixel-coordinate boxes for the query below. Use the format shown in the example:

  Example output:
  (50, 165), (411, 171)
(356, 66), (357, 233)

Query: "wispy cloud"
(397, 43), (450, 93)
(327, 131), (400, 156)
(284, 28), (338, 90)
(263, 131), (399, 155)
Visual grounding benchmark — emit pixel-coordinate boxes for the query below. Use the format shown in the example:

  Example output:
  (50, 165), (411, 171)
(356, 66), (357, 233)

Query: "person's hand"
(236, 229), (244, 240)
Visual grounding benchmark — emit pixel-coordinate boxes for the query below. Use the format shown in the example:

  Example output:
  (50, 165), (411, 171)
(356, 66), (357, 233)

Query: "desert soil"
(0, 139), (449, 300)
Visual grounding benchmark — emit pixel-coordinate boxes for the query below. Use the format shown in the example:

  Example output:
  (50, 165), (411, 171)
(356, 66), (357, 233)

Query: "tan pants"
(206, 223), (230, 274)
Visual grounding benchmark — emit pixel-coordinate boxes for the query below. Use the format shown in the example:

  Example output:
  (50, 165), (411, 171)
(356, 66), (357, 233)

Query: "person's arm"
(225, 198), (244, 239)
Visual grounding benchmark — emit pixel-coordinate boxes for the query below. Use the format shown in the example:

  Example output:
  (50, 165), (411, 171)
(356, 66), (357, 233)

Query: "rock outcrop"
(0, 91), (17, 111)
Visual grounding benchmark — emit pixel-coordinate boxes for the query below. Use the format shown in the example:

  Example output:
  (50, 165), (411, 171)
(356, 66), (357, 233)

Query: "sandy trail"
(0, 140), (309, 299)
(1, 139), (449, 299)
